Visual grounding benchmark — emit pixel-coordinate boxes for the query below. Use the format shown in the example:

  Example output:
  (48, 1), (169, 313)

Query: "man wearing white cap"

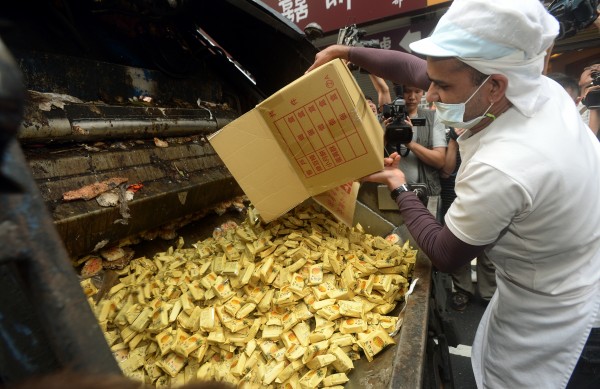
(307, 0), (600, 387)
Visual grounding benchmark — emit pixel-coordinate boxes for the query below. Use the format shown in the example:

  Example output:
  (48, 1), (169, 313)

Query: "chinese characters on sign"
(273, 89), (368, 179)
(325, 0), (352, 11)
(278, 0), (309, 23)
(264, 0), (438, 33)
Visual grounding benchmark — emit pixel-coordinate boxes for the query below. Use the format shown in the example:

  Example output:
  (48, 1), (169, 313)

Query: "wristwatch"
(390, 184), (411, 201)
(448, 127), (459, 141)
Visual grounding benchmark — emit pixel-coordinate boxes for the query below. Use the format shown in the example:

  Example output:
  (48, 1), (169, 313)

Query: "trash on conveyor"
(63, 177), (129, 201)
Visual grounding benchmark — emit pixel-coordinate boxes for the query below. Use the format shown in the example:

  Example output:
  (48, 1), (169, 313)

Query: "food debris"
(72, 125), (89, 135)
(28, 90), (84, 111)
(127, 183), (144, 193)
(97, 192), (120, 207)
(154, 138), (169, 148)
(63, 177), (128, 201)
(81, 144), (102, 152)
(100, 246), (135, 270)
(80, 256), (104, 278)
(114, 184), (132, 225)
(93, 239), (110, 252)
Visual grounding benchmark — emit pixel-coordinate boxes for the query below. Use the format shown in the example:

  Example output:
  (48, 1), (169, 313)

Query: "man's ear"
(489, 74), (508, 103)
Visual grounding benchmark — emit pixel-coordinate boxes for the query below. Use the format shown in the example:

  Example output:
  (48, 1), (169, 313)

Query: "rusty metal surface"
(20, 102), (238, 144)
(23, 135), (244, 258)
(16, 49), (249, 145)
(389, 253), (432, 388)
(10, 21), (260, 260)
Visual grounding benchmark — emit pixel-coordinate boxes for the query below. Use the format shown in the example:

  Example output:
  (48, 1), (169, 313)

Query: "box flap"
(312, 181), (361, 226)
(209, 109), (310, 222)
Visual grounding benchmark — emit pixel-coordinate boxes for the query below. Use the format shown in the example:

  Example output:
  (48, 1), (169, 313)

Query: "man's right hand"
(305, 45), (351, 74)
(360, 152), (407, 191)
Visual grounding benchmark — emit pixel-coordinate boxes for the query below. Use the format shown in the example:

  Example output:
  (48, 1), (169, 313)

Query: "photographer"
(383, 85), (447, 197)
(579, 63), (600, 137)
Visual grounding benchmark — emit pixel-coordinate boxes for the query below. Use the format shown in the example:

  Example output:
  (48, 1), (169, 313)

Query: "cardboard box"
(208, 59), (383, 223)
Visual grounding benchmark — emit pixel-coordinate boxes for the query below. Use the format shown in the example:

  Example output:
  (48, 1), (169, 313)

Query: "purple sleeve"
(395, 191), (486, 272)
(348, 47), (430, 91)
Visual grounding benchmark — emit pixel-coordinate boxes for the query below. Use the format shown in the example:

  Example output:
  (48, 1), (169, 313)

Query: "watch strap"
(390, 184), (411, 201)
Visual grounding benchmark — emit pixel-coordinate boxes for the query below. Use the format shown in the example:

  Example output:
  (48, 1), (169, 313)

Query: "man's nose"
(426, 83), (438, 103)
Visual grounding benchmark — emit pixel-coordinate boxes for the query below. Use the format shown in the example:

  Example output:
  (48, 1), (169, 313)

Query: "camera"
(382, 98), (414, 145)
(547, 0), (599, 40)
(337, 25), (380, 72)
(358, 39), (381, 49)
(337, 24), (380, 48)
(582, 71), (600, 109)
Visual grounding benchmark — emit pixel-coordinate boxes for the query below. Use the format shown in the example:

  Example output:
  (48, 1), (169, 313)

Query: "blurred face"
(367, 99), (377, 114)
(403, 86), (424, 112)
(425, 57), (490, 123)
(579, 64), (600, 101)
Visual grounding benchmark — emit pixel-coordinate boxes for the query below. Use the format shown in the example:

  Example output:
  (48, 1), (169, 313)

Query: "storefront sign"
(262, 0), (450, 33)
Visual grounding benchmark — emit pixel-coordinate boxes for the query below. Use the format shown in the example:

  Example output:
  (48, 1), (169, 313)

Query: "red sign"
(262, 0), (441, 33)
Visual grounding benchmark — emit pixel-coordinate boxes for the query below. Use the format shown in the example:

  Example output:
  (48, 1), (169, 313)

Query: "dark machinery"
(0, 37), (121, 381)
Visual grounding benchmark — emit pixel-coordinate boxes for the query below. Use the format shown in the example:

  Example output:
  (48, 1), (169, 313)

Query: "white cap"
(410, 0), (558, 60)
(410, 0), (560, 117)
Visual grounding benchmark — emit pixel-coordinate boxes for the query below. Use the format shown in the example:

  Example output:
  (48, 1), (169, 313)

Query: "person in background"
(365, 95), (378, 115)
(578, 62), (600, 136)
(368, 73), (392, 112)
(548, 72), (581, 104)
(440, 126), (496, 311)
(307, 0), (600, 387)
(385, 84), (447, 198)
(438, 127), (463, 219)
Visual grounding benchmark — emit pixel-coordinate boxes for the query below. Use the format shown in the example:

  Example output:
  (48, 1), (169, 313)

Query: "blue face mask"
(434, 75), (494, 130)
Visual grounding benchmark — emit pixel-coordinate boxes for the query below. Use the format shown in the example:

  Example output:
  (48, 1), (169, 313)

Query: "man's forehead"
(426, 57), (470, 81)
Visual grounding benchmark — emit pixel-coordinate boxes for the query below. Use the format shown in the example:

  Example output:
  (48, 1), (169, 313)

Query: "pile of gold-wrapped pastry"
(81, 203), (416, 388)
